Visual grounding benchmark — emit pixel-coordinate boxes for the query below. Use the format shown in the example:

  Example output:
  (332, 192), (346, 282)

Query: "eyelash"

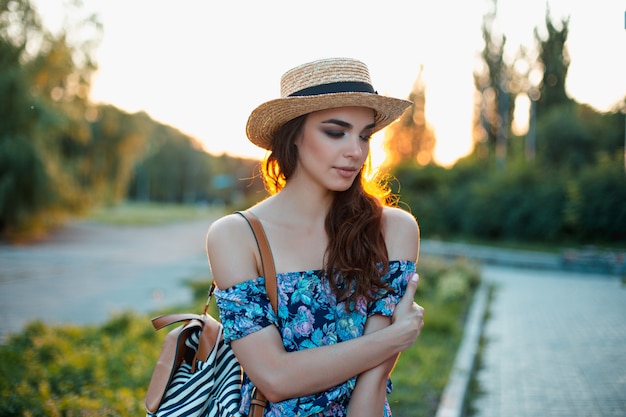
(324, 130), (372, 141)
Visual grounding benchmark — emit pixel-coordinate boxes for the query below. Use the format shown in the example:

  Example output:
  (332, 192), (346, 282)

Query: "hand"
(391, 273), (425, 351)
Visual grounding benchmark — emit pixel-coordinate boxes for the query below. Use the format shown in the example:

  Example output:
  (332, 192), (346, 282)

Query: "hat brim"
(246, 92), (412, 150)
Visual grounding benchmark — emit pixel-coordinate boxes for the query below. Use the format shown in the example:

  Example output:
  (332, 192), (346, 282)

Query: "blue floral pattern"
(215, 260), (416, 417)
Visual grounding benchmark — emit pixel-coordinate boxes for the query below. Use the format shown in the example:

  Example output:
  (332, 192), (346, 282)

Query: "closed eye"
(320, 118), (374, 140)
(324, 130), (346, 138)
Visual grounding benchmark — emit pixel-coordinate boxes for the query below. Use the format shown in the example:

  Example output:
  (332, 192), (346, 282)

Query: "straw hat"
(246, 57), (412, 150)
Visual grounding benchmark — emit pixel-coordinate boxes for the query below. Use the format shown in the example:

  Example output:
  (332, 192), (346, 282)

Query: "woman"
(206, 57), (424, 417)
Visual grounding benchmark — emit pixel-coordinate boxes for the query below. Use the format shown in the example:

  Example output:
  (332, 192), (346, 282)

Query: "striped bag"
(144, 210), (276, 417)
(145, 310), (243, 417)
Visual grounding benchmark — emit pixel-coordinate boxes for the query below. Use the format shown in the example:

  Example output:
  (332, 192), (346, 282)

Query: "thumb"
(401, 273), (419, 304)
(393, 273), (420, 323)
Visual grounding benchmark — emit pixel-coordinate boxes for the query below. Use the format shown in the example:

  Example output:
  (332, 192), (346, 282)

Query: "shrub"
(0, 258), (481, 417)
(389, 257), (481, 417)
(0, 314), (162, 416)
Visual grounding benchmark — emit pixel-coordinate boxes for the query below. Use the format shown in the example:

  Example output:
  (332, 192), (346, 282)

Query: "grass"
(0, 202), (484, 416)
(0, 257), (482, 417)
(86, 201), (225, 225)
(388, 257), (482, 417)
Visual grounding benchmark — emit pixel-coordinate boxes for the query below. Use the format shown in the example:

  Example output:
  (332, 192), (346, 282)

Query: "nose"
(343, 134), (366, 159)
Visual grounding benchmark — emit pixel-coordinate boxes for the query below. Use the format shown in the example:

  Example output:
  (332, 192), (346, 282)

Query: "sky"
(33, 0), (626, 167)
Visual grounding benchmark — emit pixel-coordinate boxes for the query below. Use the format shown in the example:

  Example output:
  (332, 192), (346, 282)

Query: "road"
(0, 218), (217, 340)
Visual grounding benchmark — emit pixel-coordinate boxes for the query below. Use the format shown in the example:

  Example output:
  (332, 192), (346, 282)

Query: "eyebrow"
(321, 119), (376, 130)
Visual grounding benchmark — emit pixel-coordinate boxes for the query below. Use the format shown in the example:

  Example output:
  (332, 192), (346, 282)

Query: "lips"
(334, 166), (358, 178)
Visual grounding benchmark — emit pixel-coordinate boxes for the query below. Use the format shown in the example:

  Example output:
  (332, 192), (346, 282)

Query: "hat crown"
(247, 57), (411, 150)
(280, 58), (373, 98)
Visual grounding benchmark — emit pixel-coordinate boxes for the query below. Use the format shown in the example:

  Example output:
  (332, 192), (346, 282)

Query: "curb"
(434, 282), (490, 417)
(420, 240), (626, 276)
(420, 240), (560, 271)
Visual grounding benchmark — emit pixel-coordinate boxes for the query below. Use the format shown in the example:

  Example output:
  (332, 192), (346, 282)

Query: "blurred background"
(1, 0), (624, 243)
(0, 0), (625, 416)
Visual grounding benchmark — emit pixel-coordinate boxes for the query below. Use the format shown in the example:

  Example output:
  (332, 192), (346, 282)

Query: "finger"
(414, 303), (425, 329)
(402, 273), (419, 301)
(394, 274), (420, 322)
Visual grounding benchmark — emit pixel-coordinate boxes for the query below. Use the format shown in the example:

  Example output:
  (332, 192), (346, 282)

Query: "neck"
(276, 181), (333, 223)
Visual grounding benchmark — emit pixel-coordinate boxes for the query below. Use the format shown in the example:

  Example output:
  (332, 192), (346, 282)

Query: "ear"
(293, 128), (304, 148)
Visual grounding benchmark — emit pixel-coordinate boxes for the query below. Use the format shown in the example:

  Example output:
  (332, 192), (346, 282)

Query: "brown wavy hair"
(261, 114), (396, 305)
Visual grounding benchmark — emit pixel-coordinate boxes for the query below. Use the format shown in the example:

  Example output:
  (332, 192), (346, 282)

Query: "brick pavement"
(471, 265), (626, 417)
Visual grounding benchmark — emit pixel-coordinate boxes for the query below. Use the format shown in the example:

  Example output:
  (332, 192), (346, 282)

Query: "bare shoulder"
(382, 206), (419, 236)
(206, 212), (249, 242)
(382, 206), (420, 262)
(206, 213), (260, 289)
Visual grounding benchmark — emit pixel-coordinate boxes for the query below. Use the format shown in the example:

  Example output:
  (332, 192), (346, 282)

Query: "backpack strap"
(236, 210), (276, 417)
(146, 211), (277, 415)
(236, 210), (278, 313)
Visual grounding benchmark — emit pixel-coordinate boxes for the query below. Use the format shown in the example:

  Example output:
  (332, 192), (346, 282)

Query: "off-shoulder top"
(215, 259), (416, 417)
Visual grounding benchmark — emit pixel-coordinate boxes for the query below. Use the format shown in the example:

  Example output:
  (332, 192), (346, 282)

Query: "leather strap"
(249, 387), (269, 417)
(150, 312), (221, 362)
(236, 210), (278, 313)
(151, 313), (203, 330)
(236, 210), (277, 416)
(146, 211), (278, 414)
(145, 316), (217, 413)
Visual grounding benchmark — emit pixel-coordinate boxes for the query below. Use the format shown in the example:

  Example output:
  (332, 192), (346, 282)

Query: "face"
(293, 106), (375, 192)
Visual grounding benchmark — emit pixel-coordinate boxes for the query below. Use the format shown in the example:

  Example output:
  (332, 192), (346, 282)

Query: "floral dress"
(215, 259), (416, 417)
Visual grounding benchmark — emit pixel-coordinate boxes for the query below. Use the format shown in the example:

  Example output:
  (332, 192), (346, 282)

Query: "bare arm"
(347, 207), (422, 416)
(206, 213), (423, 404)
(346, 315), (399, 417)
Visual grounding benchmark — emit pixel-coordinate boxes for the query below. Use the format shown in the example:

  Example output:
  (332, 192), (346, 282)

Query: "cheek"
(298, 132), (332, 160)
(311, 139), (335, 160)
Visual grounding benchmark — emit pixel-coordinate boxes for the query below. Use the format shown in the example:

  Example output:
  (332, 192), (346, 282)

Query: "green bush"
(0, 314), (162, 416)
(394, 155), (625, 245)
(0, 258), (480, 417)
(571, 160), (626, 241)
(389, 257), (481, 417)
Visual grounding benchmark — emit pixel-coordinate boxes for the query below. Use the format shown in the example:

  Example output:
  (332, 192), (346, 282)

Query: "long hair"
(261, 114), (394, 305)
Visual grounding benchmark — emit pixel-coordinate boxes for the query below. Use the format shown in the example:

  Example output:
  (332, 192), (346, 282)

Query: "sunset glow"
(33, 0), (626, 167)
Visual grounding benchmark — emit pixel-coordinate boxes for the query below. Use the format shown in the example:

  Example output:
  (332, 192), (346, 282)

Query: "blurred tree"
(383, 65), (436, 167)
(124, 120), (214, 204)
(85, 105), (150, 203)
(536, 103), (625, 172)
(536, 105), (593, 170)
(572, 159), (626, 241)
(472, 0), (517, 169)
(392, 2), (624, 246)
(209, 153), (265, 206)
(148, 132), (201, 202)
(0, 0), (101, 239)
(1, 0), (266, 243)
(534, 8), (571, 114)
(124, 120), (265, 207)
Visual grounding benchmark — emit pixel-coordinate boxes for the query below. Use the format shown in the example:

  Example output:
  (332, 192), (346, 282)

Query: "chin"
(328, 180), (356, 192)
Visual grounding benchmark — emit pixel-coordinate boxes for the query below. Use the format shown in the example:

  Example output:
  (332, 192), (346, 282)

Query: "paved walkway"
(471, 265), (626, 417)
